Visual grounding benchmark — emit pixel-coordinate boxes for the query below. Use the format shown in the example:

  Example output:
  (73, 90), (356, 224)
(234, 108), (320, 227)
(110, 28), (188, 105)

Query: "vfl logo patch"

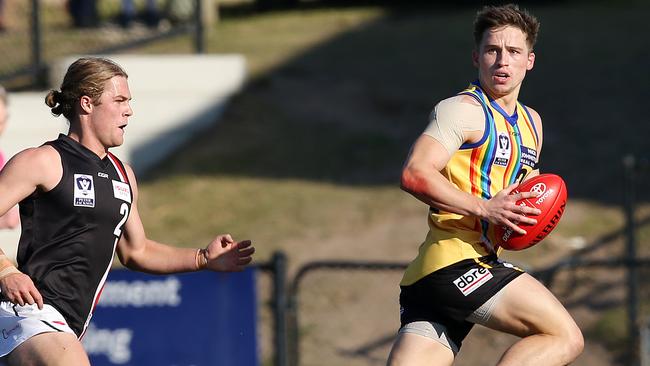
(112, 180), (131, 203)
(494, 132), (511, 167)
(453, 267), (493, 296)
(74, 174), (95, 207)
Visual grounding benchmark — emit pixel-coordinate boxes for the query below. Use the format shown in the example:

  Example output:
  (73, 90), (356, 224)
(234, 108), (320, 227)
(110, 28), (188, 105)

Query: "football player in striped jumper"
(387, 5), (583, 366)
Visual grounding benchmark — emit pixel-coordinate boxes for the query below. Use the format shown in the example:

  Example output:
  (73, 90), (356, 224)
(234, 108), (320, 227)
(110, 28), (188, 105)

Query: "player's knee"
(565, 326), (584, 360)
(557, 323), (584, 362)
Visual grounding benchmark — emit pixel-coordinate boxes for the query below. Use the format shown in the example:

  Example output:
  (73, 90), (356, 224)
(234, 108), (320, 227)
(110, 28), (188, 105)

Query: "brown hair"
(45, 57), (128, 121)
(473, 4), (540, 51)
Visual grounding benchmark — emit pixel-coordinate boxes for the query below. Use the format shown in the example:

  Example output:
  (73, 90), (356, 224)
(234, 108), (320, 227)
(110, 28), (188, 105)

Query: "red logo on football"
(495, 174), (567, 251)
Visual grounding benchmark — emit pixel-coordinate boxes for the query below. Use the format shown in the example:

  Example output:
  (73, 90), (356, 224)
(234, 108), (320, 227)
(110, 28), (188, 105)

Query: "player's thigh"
(483, 273), (579, 338)
(387, 332), (454, 366)
(6, 332), (90, 366)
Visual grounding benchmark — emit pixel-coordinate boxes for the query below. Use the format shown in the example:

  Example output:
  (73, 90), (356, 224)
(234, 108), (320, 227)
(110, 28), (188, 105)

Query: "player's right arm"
(400, 96), (540, 235)
(0, 145), (61, 309)
(0, 205), (19, 229)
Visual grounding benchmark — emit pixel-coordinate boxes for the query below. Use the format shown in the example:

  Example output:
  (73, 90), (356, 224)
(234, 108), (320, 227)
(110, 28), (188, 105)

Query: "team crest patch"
(112, 180), (131, 203)
(494, 131), (511, 167)
(74, 174), (95, 207)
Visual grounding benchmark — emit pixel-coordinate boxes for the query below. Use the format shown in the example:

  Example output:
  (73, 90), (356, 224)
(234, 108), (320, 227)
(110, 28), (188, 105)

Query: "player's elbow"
(116, 245), (142, 271)
(400, 167), (427, 196)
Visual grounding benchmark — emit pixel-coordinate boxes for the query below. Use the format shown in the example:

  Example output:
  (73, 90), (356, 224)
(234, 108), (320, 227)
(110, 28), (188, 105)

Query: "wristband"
(195, 248), (208, 270)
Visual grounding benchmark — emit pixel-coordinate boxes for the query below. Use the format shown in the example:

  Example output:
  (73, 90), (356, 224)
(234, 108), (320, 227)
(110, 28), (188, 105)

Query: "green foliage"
(587, 307), (630, 358)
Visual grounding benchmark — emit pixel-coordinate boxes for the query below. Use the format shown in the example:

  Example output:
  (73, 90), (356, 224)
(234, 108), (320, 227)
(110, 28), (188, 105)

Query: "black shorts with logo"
(399, 254), (524, 354)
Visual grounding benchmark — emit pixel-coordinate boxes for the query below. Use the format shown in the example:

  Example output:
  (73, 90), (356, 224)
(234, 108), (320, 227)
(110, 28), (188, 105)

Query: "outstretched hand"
(203, 234), (255, 272)
(0, 272), (44, 309)
(480, 183), (542, 235)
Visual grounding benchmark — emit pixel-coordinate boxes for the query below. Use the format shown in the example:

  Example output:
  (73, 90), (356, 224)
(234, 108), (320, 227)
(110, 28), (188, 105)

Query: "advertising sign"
(83, 269), (258, 366)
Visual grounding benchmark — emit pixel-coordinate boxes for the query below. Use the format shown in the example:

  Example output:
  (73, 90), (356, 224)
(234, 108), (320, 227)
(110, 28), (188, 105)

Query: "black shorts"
(399, 254), (524, 354)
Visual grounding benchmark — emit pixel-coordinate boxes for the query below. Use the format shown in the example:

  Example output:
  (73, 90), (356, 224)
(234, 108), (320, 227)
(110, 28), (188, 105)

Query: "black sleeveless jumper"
(15, 134), (132, 337)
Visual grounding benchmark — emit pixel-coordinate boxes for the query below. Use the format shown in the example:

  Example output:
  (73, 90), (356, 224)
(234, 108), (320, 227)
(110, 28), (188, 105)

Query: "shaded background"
(1, 0), (649, 365)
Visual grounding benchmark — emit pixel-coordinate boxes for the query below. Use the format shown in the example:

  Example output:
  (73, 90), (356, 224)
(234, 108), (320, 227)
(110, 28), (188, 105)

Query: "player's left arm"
(116, 164), (254, 274)
(523, 106), (544, 180)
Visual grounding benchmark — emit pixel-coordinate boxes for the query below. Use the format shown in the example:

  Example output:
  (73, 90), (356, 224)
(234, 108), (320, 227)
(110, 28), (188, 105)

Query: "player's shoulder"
(437, 94), (481, 109)
(524, 105), (542, 120)
(432, 94), (483, 123)
(2, 144), (62, 189)
(521, 104), (543, 127)
(120, 161), (138, 186)
(11, 144), (59, 166)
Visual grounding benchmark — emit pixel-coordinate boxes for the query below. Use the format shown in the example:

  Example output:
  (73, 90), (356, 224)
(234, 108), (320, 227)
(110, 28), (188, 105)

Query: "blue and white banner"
(83, 269), (258, 366)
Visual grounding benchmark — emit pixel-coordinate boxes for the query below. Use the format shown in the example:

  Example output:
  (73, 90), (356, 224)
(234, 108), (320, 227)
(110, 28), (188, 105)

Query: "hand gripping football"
(495, 174), (568, 251)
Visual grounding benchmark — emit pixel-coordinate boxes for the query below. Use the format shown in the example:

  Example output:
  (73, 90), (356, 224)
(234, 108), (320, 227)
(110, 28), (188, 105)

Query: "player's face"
(90, 76), (133, 148)
(473, 25), (535, 101)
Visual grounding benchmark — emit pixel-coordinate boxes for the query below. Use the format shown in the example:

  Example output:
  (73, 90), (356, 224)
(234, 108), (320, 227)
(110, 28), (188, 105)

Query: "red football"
(495, 174), (567, 251)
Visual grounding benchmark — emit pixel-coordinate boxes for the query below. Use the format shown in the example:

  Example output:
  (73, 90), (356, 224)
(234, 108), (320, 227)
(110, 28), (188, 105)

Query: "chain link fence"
(0, 0), (203, 90)
(288, 263), (404, 366)
(286, 261), (649, 366)
(283, 156), (650, 366)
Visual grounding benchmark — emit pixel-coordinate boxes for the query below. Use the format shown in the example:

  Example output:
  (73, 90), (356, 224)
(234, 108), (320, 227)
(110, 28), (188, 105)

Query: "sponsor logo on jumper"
(520, 146), (537, 167)
(2, 323), (20, 339)
(98, 172), (109, 178)
(494, 132), (511, 167)
(97, 277), (182, 307)
(82, 324), (133, 364)
(453, 267), (493, 296)
(112, 180), (131, 203)
(74, 174), (95, 207)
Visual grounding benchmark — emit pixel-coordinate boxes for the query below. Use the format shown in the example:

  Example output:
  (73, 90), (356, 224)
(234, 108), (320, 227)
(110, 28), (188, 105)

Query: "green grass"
(139, 175), (410, 259)
(587, 307), (630, 361)
(7, 2), (649, 363)
(134, 1), (650, 250)
(132, 5), (650, 362)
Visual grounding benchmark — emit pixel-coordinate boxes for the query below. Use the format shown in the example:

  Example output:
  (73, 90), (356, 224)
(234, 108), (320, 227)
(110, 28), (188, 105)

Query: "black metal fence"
(0, 0), (206, 90)
(267, 153), (649, 366)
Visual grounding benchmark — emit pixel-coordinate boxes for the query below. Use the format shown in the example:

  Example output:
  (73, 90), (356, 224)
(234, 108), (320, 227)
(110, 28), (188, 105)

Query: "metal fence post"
(642, 319), (650, 366)
(624, 154), (640, 365)
(287, 273), (299, 366)
(194, 0), (205, 54)
(271, 252), (288, 366)
(31, 0), (46, 87)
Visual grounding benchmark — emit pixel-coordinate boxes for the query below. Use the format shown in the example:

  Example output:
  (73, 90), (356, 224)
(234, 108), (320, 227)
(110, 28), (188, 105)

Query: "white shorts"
(0, 301), (75, 357)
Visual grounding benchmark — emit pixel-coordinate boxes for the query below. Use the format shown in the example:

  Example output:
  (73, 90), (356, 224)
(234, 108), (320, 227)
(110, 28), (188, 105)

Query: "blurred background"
(0, 0), (649, 365)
